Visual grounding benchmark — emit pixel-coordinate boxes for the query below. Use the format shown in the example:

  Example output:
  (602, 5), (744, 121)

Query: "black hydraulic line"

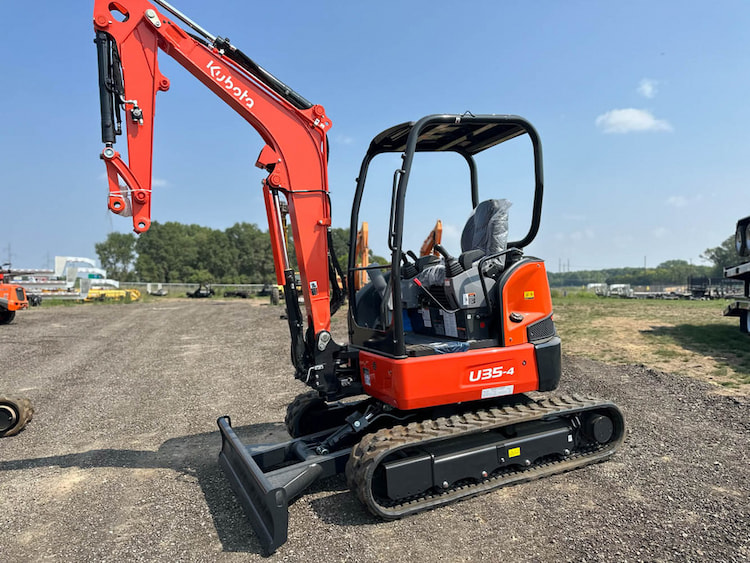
(148, 0), (312, 110)
(282, 269), (306, 375)
(213, 37), (314, 110)
(95, 32), (117, 144)
(327, 229), (347, 316)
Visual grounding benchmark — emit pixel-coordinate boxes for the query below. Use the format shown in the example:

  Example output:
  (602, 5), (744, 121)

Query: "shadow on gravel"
(0, 422), (290, 555)
(307, 487), (378, 527)
(641, 323), (750, 381)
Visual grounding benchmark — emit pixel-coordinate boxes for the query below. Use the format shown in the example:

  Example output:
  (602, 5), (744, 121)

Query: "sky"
(1, 0), (749, 273)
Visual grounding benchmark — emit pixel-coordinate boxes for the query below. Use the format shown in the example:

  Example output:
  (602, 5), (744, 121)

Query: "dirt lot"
(1, 300), (748, 562)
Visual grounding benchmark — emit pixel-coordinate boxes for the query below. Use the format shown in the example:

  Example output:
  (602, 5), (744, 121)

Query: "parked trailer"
(724, 216), (750, 333)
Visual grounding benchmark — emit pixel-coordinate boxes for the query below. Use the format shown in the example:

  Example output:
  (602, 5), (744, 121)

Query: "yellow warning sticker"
(508, 447), (521, 458)
(524, 291), (535, 300)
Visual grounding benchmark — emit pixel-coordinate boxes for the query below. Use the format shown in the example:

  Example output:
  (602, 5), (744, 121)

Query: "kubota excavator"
(0, 267), (29, 325)
(92, 0), (625, 554)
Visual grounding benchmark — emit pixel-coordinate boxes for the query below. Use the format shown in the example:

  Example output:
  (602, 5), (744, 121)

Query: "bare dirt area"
(1, 301), (748, 562)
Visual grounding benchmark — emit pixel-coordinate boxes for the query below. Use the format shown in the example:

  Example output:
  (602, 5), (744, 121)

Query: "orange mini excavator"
(0, 267), (29, 325)
(92, 0), (625, 554)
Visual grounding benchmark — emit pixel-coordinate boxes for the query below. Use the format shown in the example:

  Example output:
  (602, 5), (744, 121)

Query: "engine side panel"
(499, 259), (554, 346)
(359, 344), (540, 410)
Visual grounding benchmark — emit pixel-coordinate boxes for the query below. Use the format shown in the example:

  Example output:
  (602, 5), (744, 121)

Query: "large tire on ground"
(0, 310), (16, 325)
(0, 395), (33, 437)
(270, 286), (280, 306)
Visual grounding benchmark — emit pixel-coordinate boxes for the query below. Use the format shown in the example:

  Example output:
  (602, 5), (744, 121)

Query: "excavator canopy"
(366, 117), (529, 156)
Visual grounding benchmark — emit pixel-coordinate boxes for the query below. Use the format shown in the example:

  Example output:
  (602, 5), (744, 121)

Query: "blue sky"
(1, 1), (748, 273)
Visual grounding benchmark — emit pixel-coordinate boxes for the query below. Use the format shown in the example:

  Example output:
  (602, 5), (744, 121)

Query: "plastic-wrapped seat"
(459, 198), (511, 276)
(416, 199), (511, 287)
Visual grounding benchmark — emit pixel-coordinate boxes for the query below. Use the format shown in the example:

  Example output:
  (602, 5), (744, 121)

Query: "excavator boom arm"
(93, 0), (344, 381)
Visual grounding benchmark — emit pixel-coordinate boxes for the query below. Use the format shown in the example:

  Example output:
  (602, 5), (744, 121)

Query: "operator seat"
(414, 198), (511, 288)
(458, 198), (512, 275)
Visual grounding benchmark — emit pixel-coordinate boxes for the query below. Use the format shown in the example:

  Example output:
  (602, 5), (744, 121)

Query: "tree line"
(548, 235), (737, 288)
(97, 224), (738, 287)
(95, 222), (354, 284)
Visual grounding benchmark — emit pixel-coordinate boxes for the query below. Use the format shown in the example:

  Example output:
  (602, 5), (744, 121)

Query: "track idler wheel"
(582, 413), (614, 444)
(0, 395), (34, 437)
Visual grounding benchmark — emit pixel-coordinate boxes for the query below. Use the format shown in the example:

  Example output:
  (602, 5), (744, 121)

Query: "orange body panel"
(359, 345), (539, 410)
(357, 259), (555, 410)
(0, 284), (29, 312)
(501, 260), (554, 346)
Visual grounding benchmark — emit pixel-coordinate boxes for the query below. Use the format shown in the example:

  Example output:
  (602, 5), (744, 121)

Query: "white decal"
(468, 365), (515, 383)
(421, 307), (432, 328)
(441, 310), (458, 338)
(206, 61), (255, 109)
(481, 385), (514, 399)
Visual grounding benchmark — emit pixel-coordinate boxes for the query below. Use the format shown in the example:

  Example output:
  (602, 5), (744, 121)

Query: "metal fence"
(125, 282), (268, 296)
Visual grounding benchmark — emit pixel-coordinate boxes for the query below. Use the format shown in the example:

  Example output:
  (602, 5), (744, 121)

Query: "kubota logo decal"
(206, 61), (255, 109)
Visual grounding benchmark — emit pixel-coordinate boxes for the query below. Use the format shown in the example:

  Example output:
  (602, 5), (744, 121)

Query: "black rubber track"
(346, 394), (625, 520)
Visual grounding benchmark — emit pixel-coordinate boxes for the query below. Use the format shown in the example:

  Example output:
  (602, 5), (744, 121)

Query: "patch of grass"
(553, 294), (749, 389)
(653, 347), (681, 359)
(39, 299), (79, 308)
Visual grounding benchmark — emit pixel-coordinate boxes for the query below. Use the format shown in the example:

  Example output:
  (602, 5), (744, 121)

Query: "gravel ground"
(1, 300), (748, 562)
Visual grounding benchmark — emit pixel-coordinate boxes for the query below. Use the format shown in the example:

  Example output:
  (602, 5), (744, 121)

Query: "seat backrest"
(459, 199), (511, 270)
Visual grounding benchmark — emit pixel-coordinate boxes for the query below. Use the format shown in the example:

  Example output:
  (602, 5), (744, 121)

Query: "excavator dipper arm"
(93, 0), (348, 393)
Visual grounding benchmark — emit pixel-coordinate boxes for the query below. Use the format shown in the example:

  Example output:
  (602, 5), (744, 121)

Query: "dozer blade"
(217, 416), (350, 556)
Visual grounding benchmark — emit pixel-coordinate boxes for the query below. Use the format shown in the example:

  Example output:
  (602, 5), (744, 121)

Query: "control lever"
(401, 254), (418, 278)
(434, 243), (464, 278)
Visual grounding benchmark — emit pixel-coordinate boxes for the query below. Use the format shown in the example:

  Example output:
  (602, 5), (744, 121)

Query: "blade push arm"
(94, 0), (346, 394)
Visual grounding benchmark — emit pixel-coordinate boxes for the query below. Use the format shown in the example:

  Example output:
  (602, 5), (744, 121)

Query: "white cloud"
(439, 223), (461, 250)
(666, 194), (702, 208)
(652, 227), (669, 238)
(666, 195), (687, 208)
(637, 78), (658, 99)
(334, 134), (355, 145)
(595, 108), (672, 134)
(613, 234), (635, 249)
(557, 229), (595, 242)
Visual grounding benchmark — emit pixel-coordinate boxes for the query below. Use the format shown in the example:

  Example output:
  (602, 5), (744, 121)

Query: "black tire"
(270, 286), (280, 306)
(740, 311), (750, 334)
(284, 391), (327, 438)
(0, 310), (16, 325)
(0, 395), (33, 437)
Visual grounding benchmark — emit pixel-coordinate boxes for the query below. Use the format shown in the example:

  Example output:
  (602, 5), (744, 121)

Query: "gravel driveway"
(1, 300), (747, 562)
